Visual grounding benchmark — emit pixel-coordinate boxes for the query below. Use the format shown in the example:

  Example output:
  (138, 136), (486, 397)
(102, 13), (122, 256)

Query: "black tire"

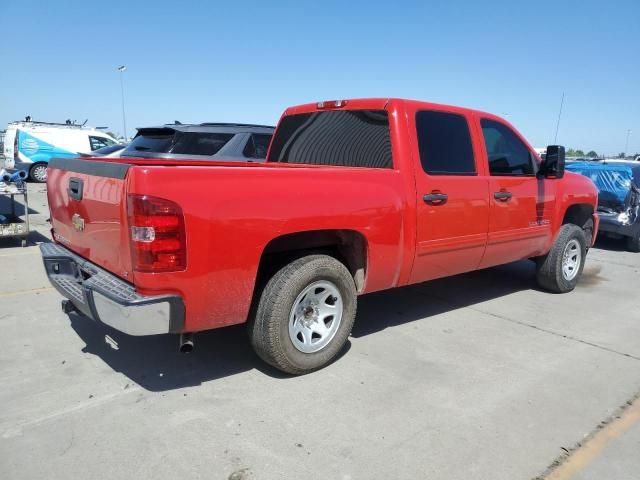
(582, 218), (594, 249)
(249, 254), (357, 375)
(626, 231), (640, 252)
(536, 224), (587, 293)
(29, 163), (48, 183)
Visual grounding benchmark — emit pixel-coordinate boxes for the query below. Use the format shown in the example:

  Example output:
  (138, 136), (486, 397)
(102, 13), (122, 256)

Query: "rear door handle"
(494, 191), (512, 201)
(423, 193), (448, 205)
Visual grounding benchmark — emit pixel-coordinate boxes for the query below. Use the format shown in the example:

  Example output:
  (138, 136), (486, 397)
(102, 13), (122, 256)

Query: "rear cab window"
(268, 110), (392, 168)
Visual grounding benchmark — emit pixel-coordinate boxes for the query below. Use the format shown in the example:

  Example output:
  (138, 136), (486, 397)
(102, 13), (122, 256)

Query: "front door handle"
(494, 191), (512, 201)
(424, 193), (448, 205)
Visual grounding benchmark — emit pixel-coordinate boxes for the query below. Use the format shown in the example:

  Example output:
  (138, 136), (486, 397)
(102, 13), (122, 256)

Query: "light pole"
(117, 65), (128, 142)
(624, 129), (631, 158)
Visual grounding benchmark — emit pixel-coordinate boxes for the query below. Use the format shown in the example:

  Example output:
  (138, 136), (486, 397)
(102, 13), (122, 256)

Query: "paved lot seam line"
(535, 391), (640, 480)
(1, 386), (142, 439)
(428, 293), (640, 362)
(475, 309), (640, 362)
(0, 250), (40, 258)
(0, 287), (55, 298)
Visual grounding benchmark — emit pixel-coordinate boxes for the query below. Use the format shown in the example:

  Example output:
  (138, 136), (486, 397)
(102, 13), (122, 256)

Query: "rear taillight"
(14, 131), (19, 162)
(127, 194), (186, 272)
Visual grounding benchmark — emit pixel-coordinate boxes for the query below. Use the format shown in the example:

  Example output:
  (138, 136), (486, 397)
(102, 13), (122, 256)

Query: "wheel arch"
(562, 203), (594, 244)
(256, 229), (369, 294)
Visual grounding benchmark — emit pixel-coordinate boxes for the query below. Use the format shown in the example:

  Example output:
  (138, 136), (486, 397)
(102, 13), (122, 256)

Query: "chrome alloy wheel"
(288, 281), (344, 354)
(562, 239), (582, 281)
(31, 164), (48, 182)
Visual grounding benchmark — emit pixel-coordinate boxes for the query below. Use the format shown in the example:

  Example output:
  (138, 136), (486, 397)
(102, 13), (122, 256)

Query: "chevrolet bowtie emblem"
(72, 213), (85, 232)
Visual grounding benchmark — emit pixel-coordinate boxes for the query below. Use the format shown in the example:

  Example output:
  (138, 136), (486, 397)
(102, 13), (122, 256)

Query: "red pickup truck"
(42, 98), (599, 374)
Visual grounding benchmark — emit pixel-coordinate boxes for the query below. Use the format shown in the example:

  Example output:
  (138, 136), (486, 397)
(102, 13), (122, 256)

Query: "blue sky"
(1, 0), (638, 155)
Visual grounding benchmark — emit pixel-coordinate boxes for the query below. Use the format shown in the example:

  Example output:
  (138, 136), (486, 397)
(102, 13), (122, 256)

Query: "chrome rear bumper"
(40, 243), (184, 335)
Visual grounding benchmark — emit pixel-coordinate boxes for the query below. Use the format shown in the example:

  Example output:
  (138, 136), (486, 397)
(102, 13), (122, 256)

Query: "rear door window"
(416, 110), (476, 175)
(268, 110), (392, 168)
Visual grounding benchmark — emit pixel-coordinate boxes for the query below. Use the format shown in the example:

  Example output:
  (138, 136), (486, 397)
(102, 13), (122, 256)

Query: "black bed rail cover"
(48, 157), (132, 179)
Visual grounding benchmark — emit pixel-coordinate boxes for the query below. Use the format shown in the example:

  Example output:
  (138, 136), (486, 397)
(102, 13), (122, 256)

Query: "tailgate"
(47, 157), (134, 281)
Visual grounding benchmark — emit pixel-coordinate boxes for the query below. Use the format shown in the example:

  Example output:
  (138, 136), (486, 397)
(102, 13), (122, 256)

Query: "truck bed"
(47, 156), (409, 332)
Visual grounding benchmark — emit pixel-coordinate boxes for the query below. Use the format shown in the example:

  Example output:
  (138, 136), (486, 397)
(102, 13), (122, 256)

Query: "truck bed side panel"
(128, 165), (406, 332)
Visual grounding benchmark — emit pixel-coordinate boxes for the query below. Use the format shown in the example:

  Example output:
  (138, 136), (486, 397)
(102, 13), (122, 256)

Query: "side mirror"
(540, 145), (565, 179)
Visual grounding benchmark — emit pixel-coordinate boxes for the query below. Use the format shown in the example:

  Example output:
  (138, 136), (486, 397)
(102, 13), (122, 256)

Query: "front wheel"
(626, 230), (640, 252)
(249, 254), (357, 375)
(536, 224), (587, 293)
(29, 163), (48, 183)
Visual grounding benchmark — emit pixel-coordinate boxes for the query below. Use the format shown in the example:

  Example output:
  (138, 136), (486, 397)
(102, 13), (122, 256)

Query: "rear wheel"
(536, 224), (587, 293)
(249, 254), (357, 374)
(29, 163), (48, 183)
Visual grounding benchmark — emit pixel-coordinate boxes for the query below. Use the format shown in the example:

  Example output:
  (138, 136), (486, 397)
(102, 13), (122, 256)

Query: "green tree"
(566, 148), (577, 156)
(617, 152), (626, 158)
(587, 150), (598, 158)
(575, 150), (585, 156)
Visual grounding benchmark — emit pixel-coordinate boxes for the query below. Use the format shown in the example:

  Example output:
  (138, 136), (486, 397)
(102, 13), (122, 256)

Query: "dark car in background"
(567, 161), (640, 251)
(81, 143), (128, 158)
(121, 123), (274, 161)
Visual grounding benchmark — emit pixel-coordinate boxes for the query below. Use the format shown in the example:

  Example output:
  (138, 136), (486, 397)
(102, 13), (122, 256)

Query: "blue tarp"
(566, 162), (636, 209)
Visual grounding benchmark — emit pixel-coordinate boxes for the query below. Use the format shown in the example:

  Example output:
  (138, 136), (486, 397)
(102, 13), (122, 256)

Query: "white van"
(2, 120), (118, 182)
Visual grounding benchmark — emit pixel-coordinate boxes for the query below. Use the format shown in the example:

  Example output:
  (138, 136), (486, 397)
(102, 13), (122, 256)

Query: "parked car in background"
(42, 98), (599, 374)
(567, 161), (640, 251)
(120, 123), (274, 161)
(2, 119), (117, 182)
(80, 143), (128, 158)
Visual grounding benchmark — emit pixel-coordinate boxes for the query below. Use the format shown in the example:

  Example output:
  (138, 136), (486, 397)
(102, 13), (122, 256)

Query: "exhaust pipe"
(179, 333), (194, 353)
(61, 299), (78, 315)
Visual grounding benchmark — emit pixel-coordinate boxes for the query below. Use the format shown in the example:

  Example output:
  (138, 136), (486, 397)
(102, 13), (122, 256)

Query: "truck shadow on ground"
(69, 314), (295, 391)
(0, 230), (50, 249)
(69, 259), (557, 391)
(352, 260), (538, 338)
